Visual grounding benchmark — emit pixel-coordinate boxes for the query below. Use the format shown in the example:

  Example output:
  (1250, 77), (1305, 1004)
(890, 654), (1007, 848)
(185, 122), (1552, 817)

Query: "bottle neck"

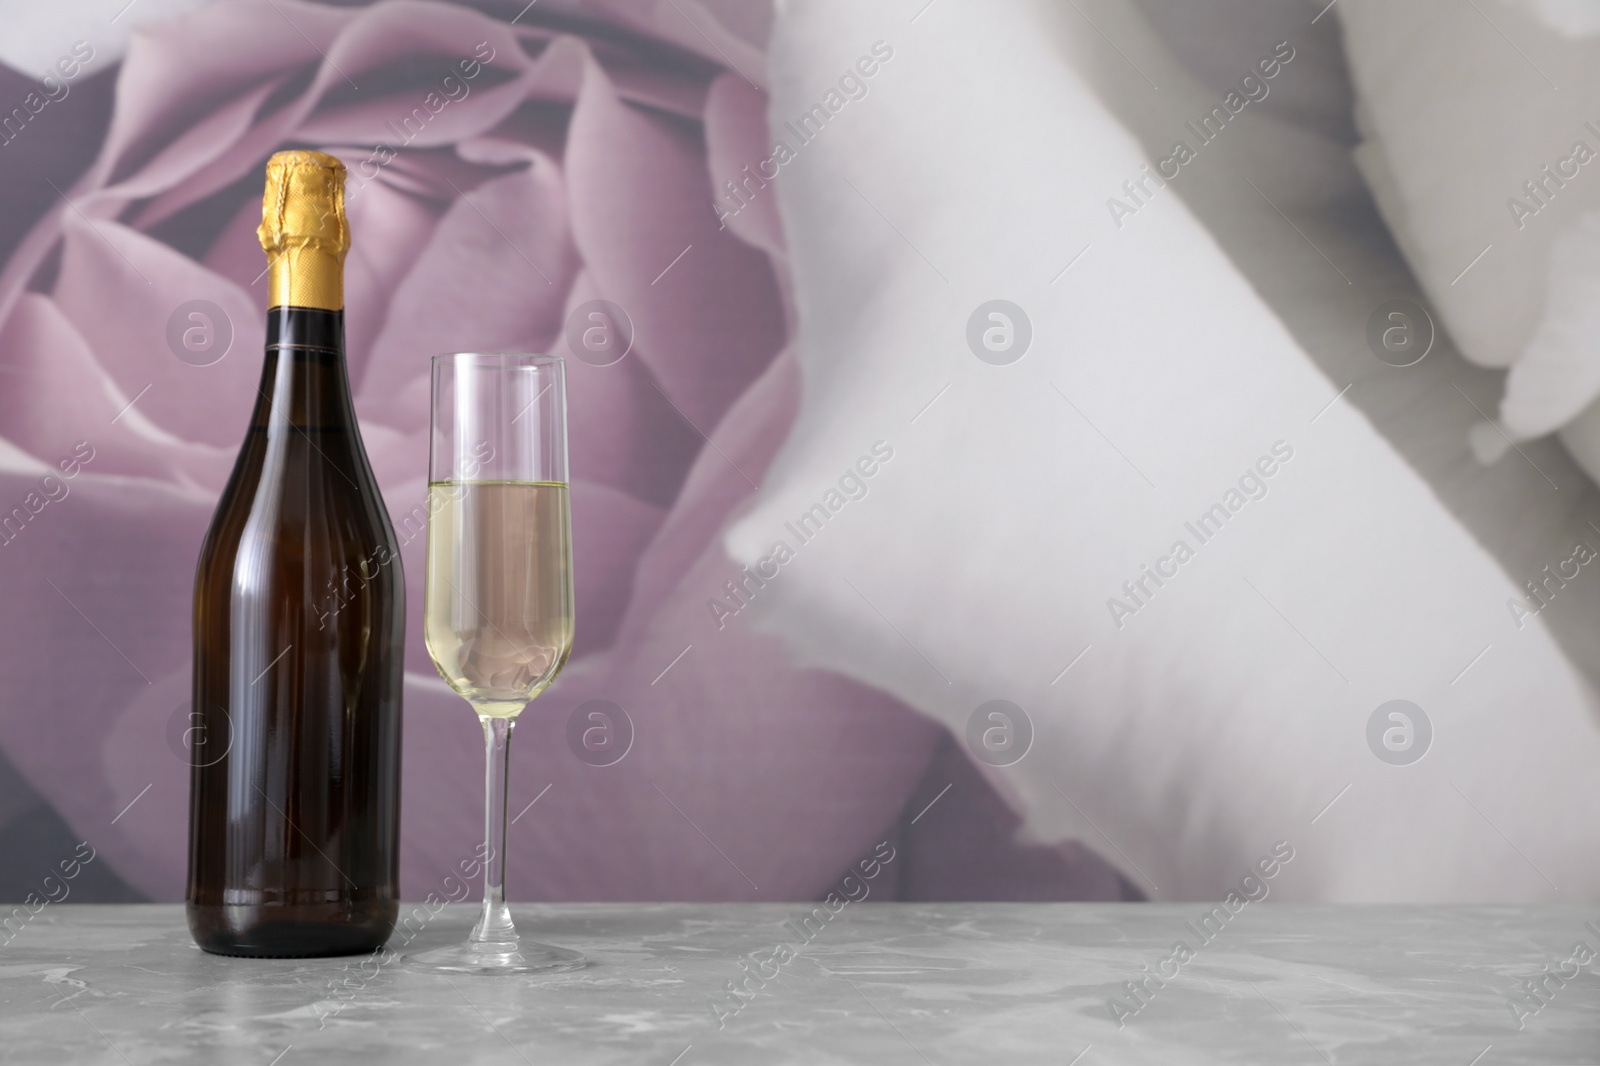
(265, 305), (345, 353)
(255, 307), (353, 430)
(256, 233), (350, 430)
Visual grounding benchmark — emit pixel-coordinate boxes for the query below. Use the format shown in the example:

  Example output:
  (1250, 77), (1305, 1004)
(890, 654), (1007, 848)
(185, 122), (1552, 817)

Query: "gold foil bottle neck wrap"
(258, 150), (348, 310)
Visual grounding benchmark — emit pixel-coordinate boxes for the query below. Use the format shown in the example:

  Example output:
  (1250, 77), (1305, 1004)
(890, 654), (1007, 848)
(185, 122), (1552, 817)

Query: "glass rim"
(432, 352), (564, 367)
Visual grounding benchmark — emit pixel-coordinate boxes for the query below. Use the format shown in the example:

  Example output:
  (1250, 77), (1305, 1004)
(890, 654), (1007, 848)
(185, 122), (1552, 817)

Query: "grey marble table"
(0, 904), (1595, 1064)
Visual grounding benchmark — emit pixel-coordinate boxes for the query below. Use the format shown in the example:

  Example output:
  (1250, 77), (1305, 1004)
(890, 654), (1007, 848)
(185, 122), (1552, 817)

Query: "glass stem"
(470, 714), (517, 948)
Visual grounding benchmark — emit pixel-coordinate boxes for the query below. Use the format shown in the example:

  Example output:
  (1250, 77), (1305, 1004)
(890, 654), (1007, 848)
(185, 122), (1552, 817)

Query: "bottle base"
(188, 901), (397, 959)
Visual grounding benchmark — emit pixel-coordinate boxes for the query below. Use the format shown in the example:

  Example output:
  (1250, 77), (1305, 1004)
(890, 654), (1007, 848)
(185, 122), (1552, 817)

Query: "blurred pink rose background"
(0, 0), (1129, 903)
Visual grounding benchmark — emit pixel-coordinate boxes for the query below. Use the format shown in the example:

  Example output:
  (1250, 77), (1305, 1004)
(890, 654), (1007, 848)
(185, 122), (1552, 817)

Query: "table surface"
(0, 904), (1595, 1065)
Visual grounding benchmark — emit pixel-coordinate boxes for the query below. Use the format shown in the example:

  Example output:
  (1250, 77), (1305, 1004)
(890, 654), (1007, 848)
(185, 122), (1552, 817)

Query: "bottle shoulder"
(198, 438), (402, 580)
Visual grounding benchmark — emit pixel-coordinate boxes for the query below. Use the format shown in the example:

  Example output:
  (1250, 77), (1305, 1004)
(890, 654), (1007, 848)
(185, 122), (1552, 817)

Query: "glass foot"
(408, 939), (588, 976)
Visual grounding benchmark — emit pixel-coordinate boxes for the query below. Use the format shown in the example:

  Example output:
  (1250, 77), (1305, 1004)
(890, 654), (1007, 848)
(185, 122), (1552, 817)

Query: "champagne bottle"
(187, 151), (404, 957)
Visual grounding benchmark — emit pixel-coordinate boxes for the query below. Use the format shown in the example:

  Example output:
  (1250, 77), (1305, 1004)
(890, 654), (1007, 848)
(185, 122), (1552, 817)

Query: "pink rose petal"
(616, 348), (798, 651)
(566, 56), (785, 432)
(0, 293), (234, 489)
(567, 479), (666, 658)
(703, 73), (787, 258)
(52, 216), (264, 450)
(359, 163), (578, 410)
(0, 473), (207, 899)
(556, 269), (704, 509)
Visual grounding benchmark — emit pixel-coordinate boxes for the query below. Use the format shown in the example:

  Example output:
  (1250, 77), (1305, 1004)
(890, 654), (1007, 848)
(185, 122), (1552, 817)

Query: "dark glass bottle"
(187, 151), (403, 957)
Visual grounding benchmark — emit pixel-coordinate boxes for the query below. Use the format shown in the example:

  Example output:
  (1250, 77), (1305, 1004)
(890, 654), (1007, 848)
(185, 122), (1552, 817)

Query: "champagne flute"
(412, 353), (585, 975)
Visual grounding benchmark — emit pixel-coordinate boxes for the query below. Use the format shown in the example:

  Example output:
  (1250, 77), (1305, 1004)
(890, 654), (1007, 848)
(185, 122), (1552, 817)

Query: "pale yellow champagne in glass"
(413, 353), (584, 975)
(425, 480), (573, 718)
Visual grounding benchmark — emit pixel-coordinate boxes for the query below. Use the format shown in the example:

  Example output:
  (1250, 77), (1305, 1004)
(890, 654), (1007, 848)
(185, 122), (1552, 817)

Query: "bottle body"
(186, 304), (404, 957)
